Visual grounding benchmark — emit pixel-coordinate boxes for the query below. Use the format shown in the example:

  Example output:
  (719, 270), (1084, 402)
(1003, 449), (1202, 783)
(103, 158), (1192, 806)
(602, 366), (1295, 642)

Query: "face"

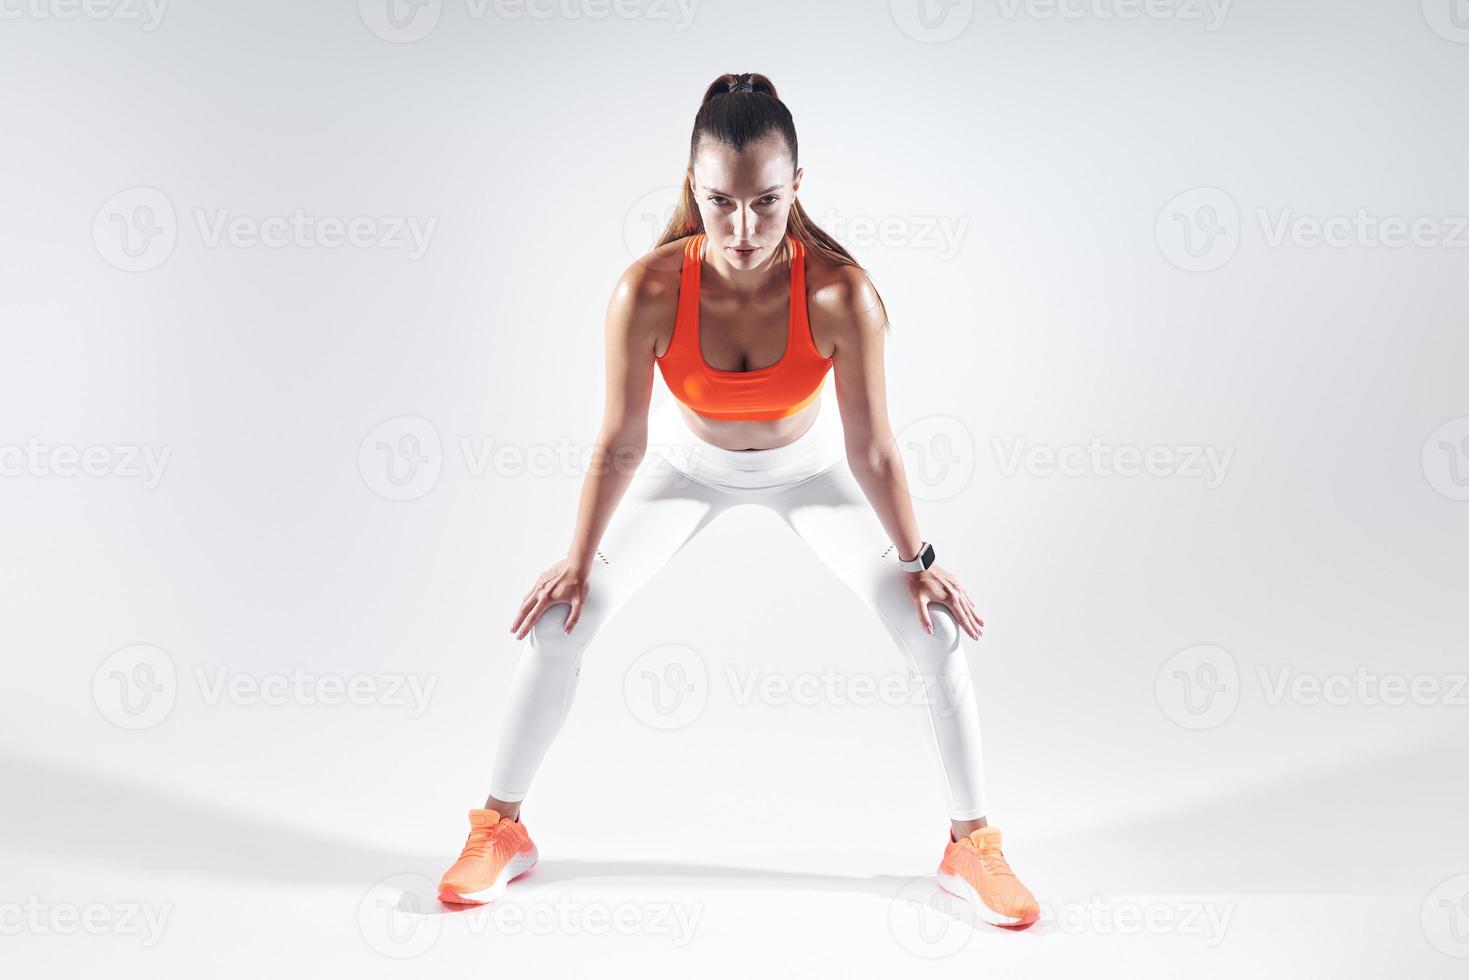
(689, 133), (803, 268)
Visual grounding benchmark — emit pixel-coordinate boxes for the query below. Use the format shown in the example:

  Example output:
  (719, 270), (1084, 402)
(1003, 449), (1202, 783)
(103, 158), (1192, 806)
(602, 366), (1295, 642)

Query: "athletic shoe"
(937, 825), (1039, 927)
(437, 808), (539, 905)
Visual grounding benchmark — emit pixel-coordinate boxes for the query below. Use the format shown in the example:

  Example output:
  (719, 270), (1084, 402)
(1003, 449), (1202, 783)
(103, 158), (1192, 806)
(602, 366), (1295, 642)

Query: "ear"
(792, 166), (803, 195)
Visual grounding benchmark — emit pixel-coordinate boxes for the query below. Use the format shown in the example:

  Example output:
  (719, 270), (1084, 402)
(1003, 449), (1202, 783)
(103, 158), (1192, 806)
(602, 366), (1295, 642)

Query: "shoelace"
(459, 822), (517, 861)
(964, 837), (1016, 880)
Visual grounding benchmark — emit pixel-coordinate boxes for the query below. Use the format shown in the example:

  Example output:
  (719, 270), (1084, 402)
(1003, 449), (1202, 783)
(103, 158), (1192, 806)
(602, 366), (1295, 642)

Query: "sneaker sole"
(936, 869), (1036, 928)
(439, 845), (539, 905)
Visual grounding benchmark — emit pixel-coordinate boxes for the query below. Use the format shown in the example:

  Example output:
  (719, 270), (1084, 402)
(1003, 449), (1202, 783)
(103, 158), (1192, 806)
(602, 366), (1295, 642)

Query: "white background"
(2, 0), (1466, 976)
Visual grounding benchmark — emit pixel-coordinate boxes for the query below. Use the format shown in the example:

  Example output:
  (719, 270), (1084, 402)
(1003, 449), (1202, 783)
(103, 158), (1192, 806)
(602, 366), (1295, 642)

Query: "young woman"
(437, 73), (1039, 929)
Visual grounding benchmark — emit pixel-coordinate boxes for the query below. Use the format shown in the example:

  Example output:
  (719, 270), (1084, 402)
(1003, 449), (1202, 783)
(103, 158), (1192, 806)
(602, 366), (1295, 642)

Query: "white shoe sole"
(440, 845), (539, 905)
(936, 869), (1032, 927)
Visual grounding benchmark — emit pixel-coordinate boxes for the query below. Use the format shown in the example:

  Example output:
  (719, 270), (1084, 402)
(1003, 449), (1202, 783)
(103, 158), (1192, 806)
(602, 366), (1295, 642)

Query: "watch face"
(920, 543), (935, 568)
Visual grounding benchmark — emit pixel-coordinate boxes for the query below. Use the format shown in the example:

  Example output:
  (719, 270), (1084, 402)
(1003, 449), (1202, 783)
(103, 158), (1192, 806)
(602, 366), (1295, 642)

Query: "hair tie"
(730, 81), (753, 93)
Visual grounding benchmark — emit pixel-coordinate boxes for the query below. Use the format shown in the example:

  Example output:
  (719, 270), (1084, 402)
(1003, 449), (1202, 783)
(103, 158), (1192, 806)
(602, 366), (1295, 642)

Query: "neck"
(700, 234), (791, 298)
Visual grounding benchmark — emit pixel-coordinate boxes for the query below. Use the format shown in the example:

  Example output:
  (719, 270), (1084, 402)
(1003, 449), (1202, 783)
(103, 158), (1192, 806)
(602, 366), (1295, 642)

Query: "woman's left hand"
(904, 564), (985, 639)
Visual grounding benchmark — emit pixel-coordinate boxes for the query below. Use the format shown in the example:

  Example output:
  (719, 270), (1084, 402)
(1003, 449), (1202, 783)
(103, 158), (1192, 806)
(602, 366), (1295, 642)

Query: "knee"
(524, 596), (604, 661)
(923, 601), (962, 651)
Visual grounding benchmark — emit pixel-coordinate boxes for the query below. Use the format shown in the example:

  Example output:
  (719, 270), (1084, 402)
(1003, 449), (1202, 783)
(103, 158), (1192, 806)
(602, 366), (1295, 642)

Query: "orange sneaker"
(437, 808), (539, 905)
(937, 825), (1039, 928)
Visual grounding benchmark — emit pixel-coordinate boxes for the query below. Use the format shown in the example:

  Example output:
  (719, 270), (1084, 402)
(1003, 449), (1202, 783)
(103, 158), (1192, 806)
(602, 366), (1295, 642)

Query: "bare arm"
(817, 267), (986, 640)
(508, 261), (669, 639)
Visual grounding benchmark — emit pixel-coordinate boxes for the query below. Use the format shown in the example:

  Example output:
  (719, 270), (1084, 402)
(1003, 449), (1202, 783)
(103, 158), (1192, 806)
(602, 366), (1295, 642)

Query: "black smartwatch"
(896, 541), (936, 572)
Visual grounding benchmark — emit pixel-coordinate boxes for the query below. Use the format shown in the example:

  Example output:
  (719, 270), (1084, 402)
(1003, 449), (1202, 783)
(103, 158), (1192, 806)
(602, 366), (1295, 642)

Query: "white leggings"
(487, 388), (988, 821)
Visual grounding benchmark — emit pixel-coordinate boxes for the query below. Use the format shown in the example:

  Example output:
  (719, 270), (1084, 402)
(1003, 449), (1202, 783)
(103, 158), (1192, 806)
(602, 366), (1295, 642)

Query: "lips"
(728, 245), (759, 257)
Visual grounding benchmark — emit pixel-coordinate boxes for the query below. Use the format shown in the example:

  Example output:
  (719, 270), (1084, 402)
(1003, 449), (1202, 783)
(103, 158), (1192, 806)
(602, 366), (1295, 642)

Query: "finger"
(918, 597), (934, 635)
(958, 594), (982, 637)
(946, 599), (978, 640)
(563, 598), (581, 635)
(510, 591), (539, 633)
(514, 600), (546, 640)
(950, 596), (981, 640)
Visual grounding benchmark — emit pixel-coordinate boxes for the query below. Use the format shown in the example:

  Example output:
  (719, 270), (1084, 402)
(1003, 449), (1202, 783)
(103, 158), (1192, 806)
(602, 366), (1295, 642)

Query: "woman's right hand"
(509, 558), (591, 640)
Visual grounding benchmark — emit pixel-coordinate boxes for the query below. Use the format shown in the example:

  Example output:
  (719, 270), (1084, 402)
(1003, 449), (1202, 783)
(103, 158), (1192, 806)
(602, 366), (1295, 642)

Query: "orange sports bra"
(655, 231), (833, 422)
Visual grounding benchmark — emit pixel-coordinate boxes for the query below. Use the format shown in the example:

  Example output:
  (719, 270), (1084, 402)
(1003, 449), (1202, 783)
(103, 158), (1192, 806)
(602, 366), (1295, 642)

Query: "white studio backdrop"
(1, 1), (1465, 977)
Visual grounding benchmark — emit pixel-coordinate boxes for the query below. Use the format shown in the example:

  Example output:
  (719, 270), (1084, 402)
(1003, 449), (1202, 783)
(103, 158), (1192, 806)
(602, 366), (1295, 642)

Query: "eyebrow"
(706, 184), (785, 196)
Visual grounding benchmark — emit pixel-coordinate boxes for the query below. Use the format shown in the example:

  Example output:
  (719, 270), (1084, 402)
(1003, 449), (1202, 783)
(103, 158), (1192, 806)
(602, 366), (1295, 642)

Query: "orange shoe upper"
(940, 826), (1039, 923)
(439, 809), (534, 894)
(655, 232), (833, 422)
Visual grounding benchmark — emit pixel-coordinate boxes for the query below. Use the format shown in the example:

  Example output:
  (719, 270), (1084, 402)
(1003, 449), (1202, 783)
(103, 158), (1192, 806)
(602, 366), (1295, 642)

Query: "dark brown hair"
(655, 72), (891, 332)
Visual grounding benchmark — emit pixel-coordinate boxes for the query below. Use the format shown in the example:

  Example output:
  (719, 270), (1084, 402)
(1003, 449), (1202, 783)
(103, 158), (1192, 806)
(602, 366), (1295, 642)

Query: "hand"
(904, 563), (985, 640)
(509, 558), (590, 639)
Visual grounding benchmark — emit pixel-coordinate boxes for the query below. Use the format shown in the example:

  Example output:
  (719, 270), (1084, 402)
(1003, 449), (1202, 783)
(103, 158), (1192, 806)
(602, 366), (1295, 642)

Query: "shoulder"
(605, 235), (690, 339)
(803, 246), (886, 354)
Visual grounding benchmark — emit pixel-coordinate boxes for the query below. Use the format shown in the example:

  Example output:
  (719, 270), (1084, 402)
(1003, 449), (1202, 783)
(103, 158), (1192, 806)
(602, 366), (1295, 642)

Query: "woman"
(437, 73), (1040, 929)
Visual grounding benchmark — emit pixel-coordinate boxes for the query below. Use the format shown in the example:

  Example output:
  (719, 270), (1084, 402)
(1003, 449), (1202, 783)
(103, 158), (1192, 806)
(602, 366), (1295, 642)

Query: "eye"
(707, 195), (729, 206)
(760, 195), (779, 205)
